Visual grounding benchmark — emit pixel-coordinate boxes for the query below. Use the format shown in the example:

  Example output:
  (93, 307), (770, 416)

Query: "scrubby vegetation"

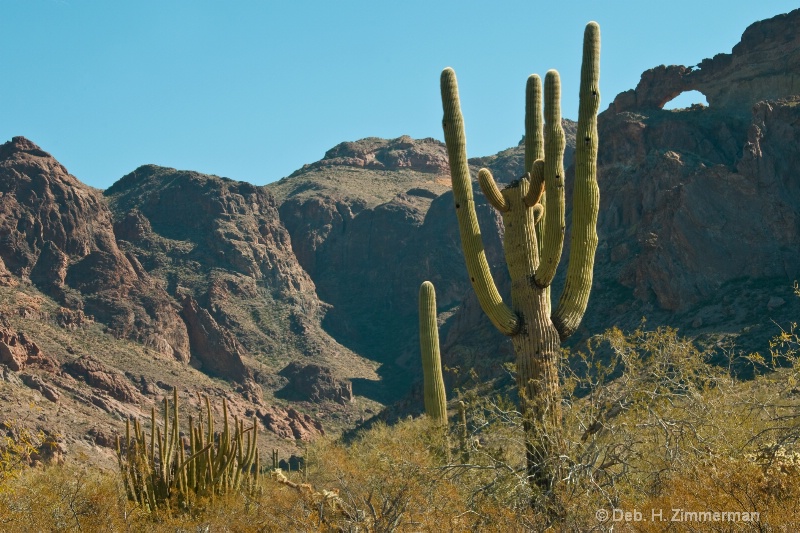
(1, 311), (799, 530)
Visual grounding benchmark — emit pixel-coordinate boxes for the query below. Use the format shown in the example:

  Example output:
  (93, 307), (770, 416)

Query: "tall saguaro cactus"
(419, 281), (447, 423)
(439, 22), (600, 498)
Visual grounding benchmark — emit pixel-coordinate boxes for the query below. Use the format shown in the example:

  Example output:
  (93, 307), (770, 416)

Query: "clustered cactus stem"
(116, 388), (260, 513)
(439, 21), (601, 503)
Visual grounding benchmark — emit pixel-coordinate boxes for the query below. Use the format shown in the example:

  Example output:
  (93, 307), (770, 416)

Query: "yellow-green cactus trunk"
(439, 21), (600, 501)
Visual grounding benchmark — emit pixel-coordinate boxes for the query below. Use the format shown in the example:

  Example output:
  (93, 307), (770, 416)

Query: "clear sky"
(1, 1), (797, 189)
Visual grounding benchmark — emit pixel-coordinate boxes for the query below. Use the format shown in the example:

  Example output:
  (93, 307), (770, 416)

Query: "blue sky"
(1, 1), (797, 189)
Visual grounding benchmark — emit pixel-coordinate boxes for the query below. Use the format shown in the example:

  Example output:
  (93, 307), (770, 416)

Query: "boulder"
(279, 362), (353, 404)
(62, 356), (139, 403)
(0, 324), (51, 372)
(258, 405), (324, 441)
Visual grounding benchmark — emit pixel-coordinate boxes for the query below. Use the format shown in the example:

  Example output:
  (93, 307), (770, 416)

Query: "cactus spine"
(439, 22), (601, 498)
(419, 281), (447, 423)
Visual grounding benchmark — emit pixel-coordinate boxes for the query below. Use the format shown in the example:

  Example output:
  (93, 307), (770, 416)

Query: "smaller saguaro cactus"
(419, 281), (447, 423)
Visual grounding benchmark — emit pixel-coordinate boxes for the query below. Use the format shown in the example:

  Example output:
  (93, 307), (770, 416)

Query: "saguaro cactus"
(419, 281), (447, 423)
(439, 22), (600, 498)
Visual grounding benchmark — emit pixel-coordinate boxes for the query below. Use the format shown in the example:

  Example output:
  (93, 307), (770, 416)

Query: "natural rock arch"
(662, 90), (709, 110)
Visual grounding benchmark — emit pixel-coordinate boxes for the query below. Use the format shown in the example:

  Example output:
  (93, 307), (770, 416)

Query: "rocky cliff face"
(103, 163), (380, 396)
(595, 9), (800, 319)
(106, 165), (317, 301)
(0, 140), (381, 466)
(0, 137), (190, 362)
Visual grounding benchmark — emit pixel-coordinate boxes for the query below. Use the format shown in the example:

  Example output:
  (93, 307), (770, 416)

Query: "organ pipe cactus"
(419, 281), (447, 423)
(439, 21), (600, 499)
(116, 388), (260, 513)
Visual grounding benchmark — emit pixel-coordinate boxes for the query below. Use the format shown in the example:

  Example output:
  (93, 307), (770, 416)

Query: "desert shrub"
(558, 324), (800, 529)
(435, 323), (800, 529)
(0, 464), (128, 532)
(0, 419), (42, 489)
(1, 319), (799, 530)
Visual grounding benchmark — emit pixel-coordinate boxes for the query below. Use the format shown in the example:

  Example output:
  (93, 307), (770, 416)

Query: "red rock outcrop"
(0, 317), (58, 373)
(597, 15), (800, 313)
(258, 405), (324, 441)
(62, 355), (140, 403)
(278, 361), (353, 404)
(294, 136), (450, 175)
(181, 296), (249, 382)
(609, 9), (800, 114)
(0, 324), (43, 371)
(19, 373), (60, 403)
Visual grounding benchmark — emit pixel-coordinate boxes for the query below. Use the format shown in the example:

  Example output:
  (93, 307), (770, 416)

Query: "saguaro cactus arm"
(478, 169), (509, 212)
(437, 21), (601, 507)
(419, 281), (447, 423)
(533, 70), (567, 288)
(441, 68), (520, 336)
(525, 75), (547, 262)
(553, 21), (601, 340)
(524, 162), (545, 208)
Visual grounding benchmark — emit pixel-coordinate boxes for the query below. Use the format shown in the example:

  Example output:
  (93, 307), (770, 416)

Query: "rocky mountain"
(1, 8), (799, 467)
(0, 137), (190, 362)
(0, 139), (381, 466)
(267, 8), (800, 392)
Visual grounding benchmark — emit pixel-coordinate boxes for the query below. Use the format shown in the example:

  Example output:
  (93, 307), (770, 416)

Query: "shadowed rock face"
(278, 361), (353, 404)
(596, 100), (800, 313)
(258, 405), (324, 441)
(0, 137), (190, 362)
